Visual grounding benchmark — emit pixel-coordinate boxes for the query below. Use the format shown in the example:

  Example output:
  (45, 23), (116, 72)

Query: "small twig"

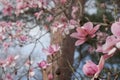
(66, 59), (79, 80)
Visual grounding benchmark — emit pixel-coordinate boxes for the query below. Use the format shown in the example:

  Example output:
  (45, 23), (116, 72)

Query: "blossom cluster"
(0, 0), (120, 79)
(0, 21), (27, 50)
(71, 20), (120, 78)
(0, 0), (48, 16)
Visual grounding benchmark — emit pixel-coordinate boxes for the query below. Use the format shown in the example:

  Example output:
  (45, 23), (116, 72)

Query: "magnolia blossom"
(2, 4), (13, 16)
(0, 55), (19, 68)
(111, 19), (120, 37)
(93, 20), (120, 78)
(15, 0), (48, 16)
(42, 44), (60, 55)
(51, 22), (64, 33)
(5, 55), (19, 67)
(83, 60), (98, 76)
(40, 0), (47, 7)
(34, 10), (43, 20)
(93, 52), (116, 78)
(70, 22), (100, 46)
(102, 35), (120, 53)
(0, 59), (6, 67)
(5, 73), (13, 80)
(15, 1), (28, 16)
(3, 42), (12, 50)
(19, 35), (27, 42)
(102, 20), (120, 53)
(16, 21), (25, 27)
(83, 59), (107, 78)
(71, 6), (78, 19)
(46, 15), (53, 22)
(38, 60), (49, 69)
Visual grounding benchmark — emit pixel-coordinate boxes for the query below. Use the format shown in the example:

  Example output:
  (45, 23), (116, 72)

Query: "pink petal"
(111, 21), (120, 37)
(94, 52), (116, 78)
(70, 32), (80, 39)
(83, 60), (98, 77)
(51, 44), (60, 52)
(76, 27), (87, 36)
(75, 39), (86, 46)
(90, 34), (96, 38)
(90, 25), (100, 35)
(102, 35), (119, 53)
(96, 45), (103, 52)
(83, 22), (93, 34)
(94, 56), (105, 78)
(108, 47), (116, 55)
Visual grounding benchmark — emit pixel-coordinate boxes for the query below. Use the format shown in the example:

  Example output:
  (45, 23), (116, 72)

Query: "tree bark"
(43, 0), (85, 80)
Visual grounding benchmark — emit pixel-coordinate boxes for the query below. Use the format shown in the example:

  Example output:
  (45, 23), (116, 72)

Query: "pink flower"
(3, 42), (12, 50)
(70, 22), (100, 46)
(38, 60), (49, 69)
(51, 22), (65, 33)
(42, 44), (60, 55)
(83, 60), (98, 76)
(111, 20), (120, 37)
(93, 52), (116, 78)
(5, 73), (13, 80)
(16, 21), (25, 27)
(102, 35), (120, 53)
(60, 0), (67, 4)
(5, 55), (19, 66)
(0, 59), (6, 67)
(2, 4), (13, 16)
(39, 0), (47, 7)
(46, 15), (53, 22)
(34, 10), (43, 20)
(19, 35), (27, 42)
(69, 19), (78, 25)
(71, 6), (78, 19)
(93, 56), (105, 78)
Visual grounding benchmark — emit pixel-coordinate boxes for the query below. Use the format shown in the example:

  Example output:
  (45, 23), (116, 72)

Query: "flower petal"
(83, 22), (93, 34)
(90, 25), (100, 35)
(70, 32), (80, 39)
(76, 27), (87, 37)
(94, 56), (105, 78)
(111, 22), (120, 37)
(75, 39), (86, 46)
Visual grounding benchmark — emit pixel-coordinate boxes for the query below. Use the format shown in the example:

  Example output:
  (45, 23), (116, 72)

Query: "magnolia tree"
(0, 0), (120, 80)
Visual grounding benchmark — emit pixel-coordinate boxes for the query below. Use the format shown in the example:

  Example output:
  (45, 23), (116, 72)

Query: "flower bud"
(38, 60), (48, 69)
(83, 60), (98, 76)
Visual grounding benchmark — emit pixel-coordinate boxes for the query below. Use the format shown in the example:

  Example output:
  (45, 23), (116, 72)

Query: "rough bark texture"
(50, 30), (76, 80)
(42, 0), (85, 80)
